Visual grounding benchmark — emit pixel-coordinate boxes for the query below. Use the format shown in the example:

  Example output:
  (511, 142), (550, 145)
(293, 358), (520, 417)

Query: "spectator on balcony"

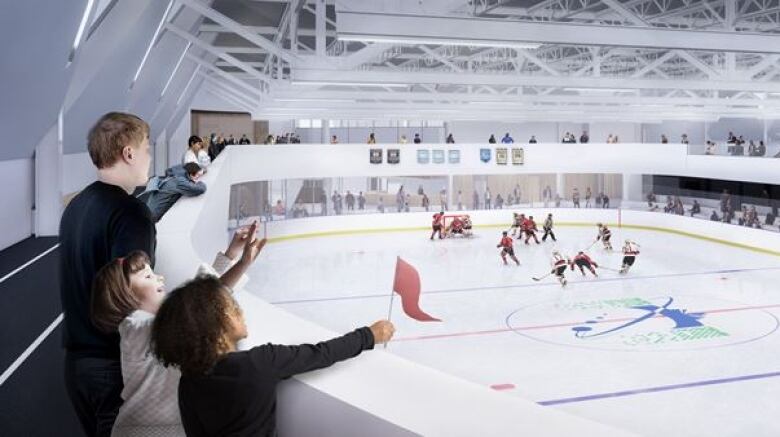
(484, 188), (492, 210)
(399, 135), (408, 144)
(601, 192), (610, 209)
(529, 135), (537, 144)
(681, 134), (689, 145)
(585, 187), (592, 208)
(606, 134), (614, 144)
(555, 193), (562, 207)
(345, 191), (355, 211)
(183, 135), (203, 165)
(710, 210), (720, 221)
(495, 193), (504, 209)
(457, 190), (463, 210)
(705, 141), (717, 155)
(501, 133), (514, 144)
(488, 134), (497, 144)
(226, 134), (236, 145)
(396, 186), (405, 213)
(542, 185), (552, 207)
(562, 132), (575, 143)
(660, 134), (669, 144)
(141, 162), (206, 222)
(731, 141), (745, 156)
(273, 200), (286, 217)
(440, 188), (448, 211)
(446, 133), (455, 144)
(367, 133), (376, 144)
(727, 132), (737, 144)
(472, 190), (480, 210)
(422, 193), (430, 211)
(572, 187), (581, 208)
(646, 192), (658, 210)
(580, 131), (589, 144)
(414, 133), (422, 144)
(239, 134), (251, 145)
(757, 140), (767, 156)
(377, 196), (385, 213)
(689, 200), (701, 217)
(357, 191), (366, 210)
(330, 135), (339, 144)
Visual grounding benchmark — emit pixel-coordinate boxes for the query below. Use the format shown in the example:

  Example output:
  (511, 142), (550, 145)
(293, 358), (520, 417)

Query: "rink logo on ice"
(506, 295), (779, 351)
(569, 297), (726, 347)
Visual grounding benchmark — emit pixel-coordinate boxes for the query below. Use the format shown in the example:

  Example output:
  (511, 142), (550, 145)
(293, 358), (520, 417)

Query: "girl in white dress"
(91, 223), (265, 437)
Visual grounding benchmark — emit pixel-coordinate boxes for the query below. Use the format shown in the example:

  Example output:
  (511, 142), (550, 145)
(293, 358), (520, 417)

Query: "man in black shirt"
(59, 112), (156, 437)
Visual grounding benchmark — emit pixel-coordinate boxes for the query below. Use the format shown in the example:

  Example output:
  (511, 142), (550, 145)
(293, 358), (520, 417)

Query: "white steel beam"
(292, 68), (780, 93)
(167, 23), (271, 85)
(177, 0), (299, 64)
(336, 10), (780, 54)
(185, 53), (264, 98)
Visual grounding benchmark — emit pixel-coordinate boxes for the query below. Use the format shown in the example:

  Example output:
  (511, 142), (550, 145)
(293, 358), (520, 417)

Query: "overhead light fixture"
(274, 98), (357, 103)
(68, 0), (96, 63)
(565, 88), (636, 93)
(339, 35), (541, 49)
(291, 81), (409, 88)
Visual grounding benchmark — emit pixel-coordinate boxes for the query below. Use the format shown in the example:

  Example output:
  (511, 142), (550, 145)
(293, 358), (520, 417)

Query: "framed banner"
(512, 148), (524, 165)
(479, 148), (491, 163)
(448, 149), (460, 164)
(417, 149), (430, 164)
(369, 148), (383, 164)
(496, 147), (508, 165)
(388, 149), (400, 164)
(432, 149), (445, 164)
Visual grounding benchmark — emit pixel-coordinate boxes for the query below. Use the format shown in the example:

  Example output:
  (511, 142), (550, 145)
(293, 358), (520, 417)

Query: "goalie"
(444, 214), (473, 238)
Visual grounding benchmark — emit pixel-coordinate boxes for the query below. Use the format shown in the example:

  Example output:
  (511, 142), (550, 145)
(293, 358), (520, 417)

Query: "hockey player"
(596, 223), (613, 250)
(462, 215), (473, 237)
(430, 211), (445, 240)
(551, 250), (568, 286)
(541, 213), (556, 242)
(448, 215), (465, 237)
(510, 213), (523, 237)
(570, 251), (598, 277)
(620, 239), (640, 274)
(523, 215), (541, 244)
(497, 231), (520, 266)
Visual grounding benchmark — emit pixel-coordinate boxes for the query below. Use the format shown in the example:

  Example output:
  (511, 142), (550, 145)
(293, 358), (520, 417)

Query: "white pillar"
(315, 0), (326, 57)
(555, 173), (565, 198)
(34, 118), (63, 236)
(321, 119), (330, 144)
(622, 174), (643, 203)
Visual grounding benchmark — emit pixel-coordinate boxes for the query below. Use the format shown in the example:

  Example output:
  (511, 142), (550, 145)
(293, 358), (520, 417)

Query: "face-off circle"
(505, 294), (779, 352)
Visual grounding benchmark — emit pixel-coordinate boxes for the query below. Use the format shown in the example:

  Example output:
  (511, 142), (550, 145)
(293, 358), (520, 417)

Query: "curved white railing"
(155, 145), (780, 436)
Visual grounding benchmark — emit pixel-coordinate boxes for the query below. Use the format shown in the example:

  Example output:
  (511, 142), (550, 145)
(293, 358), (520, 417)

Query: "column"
(34, 116), (63, 236)
(321, 119), (330, 144)
(315, 0), (326, 57)
(555, 173), (565, 199)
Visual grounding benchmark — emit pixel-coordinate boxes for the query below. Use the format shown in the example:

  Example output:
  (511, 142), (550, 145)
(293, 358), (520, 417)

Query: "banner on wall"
(432, 149), (445, 164)
(388, 149), (400, 164)
(370, 148), (383, 164)
(480, 148), (491, 163)
(512, 148), (524, 165)
(417, 149), (430, 164)
(448, 149), (460, 164)
(496, 148), (508, 165)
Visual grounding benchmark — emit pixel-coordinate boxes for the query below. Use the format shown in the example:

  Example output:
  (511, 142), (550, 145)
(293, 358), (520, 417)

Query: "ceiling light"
(338, 35), (541, 50)
(291, 81), (409, 88)
(274, 98), (357, 103)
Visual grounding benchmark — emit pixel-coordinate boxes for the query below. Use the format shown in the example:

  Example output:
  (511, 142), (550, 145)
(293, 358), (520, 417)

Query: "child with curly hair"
(151, 278), (395, 437)
(90, 223), (266, 437)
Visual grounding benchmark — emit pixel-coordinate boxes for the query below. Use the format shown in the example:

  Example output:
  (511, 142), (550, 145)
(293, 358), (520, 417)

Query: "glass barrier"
(686, 142), (780, 158)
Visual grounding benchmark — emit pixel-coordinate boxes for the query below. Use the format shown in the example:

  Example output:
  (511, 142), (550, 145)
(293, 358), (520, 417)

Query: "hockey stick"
(598, 265), (620, 272)
(532, 272), (552, 281)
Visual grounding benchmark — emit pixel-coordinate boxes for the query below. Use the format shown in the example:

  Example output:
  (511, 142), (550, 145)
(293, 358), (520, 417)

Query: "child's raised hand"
(226, 222), (257, 259)
(240, 222), (266, 265)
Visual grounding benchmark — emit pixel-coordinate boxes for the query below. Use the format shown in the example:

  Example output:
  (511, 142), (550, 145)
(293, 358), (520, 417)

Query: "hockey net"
(441, 214), (473, 237)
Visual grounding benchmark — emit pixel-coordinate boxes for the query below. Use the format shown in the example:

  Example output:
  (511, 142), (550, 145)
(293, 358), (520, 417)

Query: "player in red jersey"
(550, 251), (568, 286)
(596, 223), (613, 251)
(620, 239), (640, 274)
(569, 251), (598, 277)
(447, 215), (464, 236)
(497, 231), (520, 266)
(430, 211), (444, 240)
(522, 215), (540, 245)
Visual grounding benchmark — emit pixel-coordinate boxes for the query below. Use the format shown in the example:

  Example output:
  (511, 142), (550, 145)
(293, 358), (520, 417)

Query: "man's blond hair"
(87, 112), (150, 169)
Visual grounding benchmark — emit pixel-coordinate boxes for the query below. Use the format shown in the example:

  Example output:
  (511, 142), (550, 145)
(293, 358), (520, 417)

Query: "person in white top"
(90, 223), (266, 437)
(182, 135), (202, 166)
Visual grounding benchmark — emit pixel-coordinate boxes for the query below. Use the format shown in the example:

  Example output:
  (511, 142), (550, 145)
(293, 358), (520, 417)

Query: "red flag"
(392, 257), (441, 322)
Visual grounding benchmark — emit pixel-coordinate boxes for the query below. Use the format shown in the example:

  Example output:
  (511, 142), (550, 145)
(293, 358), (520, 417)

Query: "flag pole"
(384, 257), (399, 349)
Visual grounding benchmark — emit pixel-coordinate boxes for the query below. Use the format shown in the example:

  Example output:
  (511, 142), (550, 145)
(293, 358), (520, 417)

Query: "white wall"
(62, 153), (95, 196)
(0, 159), (34, 250)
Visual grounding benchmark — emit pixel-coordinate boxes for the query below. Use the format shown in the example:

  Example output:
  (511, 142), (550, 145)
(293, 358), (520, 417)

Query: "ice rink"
(246, 223), (780, 436)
